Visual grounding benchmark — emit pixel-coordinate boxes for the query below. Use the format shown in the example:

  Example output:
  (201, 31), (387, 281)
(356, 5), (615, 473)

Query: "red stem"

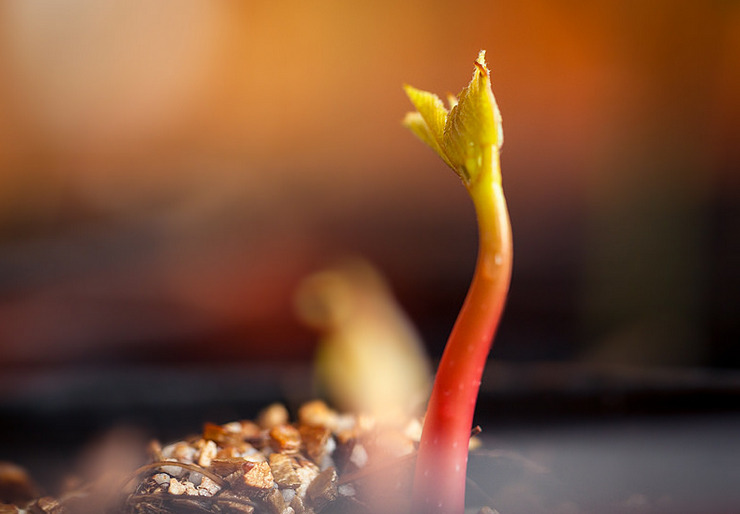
(411, 148), (512, 514)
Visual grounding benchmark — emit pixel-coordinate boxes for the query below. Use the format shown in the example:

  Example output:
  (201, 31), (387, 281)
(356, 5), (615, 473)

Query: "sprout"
(404, 50), (512, 514)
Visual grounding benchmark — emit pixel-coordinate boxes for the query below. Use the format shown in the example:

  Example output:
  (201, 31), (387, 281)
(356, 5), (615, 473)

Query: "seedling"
(403, 50), (512, 514)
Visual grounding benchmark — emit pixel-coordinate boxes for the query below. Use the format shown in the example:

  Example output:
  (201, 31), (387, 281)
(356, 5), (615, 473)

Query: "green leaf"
(404, 50), (503, 187)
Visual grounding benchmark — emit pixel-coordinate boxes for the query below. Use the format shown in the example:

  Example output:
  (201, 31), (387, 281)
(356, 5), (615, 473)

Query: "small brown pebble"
(198, 439), (218, 467)
(216, 446), (239, 460)
(258, 488), (287, 514)
(211, 457), (249, 477)
(289, 494), (309, 514)
(477, 507), (500, 514)
(257, 403), (290, 429)
(294, 460), (320, 499)
(216, 441), (257, 460)
(269, 424), (302, 454)
(168, 477), (187, 495)
(222, 421), (244, 434)
(153, 473), (170, 485)
(306, 467), (338, 512)
(198, 475), (221, 497)
(297, 400), (336, 428)
(238, 420), (264, 441)
(219, 503), (255, 513)
(169, 441), (196, 463)
(215, 493), (257, 514)
(203, 422), (240, 446)
(299, 425), (331, 464)
(269, 454), (301, 489)
(241, 461), (274, 491)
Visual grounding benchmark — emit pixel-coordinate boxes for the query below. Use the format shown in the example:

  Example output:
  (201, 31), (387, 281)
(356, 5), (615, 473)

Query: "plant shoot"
(403, 50), (512, 514)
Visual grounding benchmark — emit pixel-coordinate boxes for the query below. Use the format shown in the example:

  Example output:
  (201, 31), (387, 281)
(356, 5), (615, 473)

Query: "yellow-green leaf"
(403, 50), (503, 187)
(402, 85), (448, 146)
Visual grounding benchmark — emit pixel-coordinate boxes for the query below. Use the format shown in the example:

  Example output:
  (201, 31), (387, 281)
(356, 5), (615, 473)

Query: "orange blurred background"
(0, 0), (738, 369)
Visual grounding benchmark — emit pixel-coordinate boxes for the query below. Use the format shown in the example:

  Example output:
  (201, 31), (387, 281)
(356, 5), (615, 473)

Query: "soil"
(0, 401), (460, 514)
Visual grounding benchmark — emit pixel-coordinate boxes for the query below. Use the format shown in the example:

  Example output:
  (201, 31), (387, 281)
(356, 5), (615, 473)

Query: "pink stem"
(411, 150), (512, 514)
